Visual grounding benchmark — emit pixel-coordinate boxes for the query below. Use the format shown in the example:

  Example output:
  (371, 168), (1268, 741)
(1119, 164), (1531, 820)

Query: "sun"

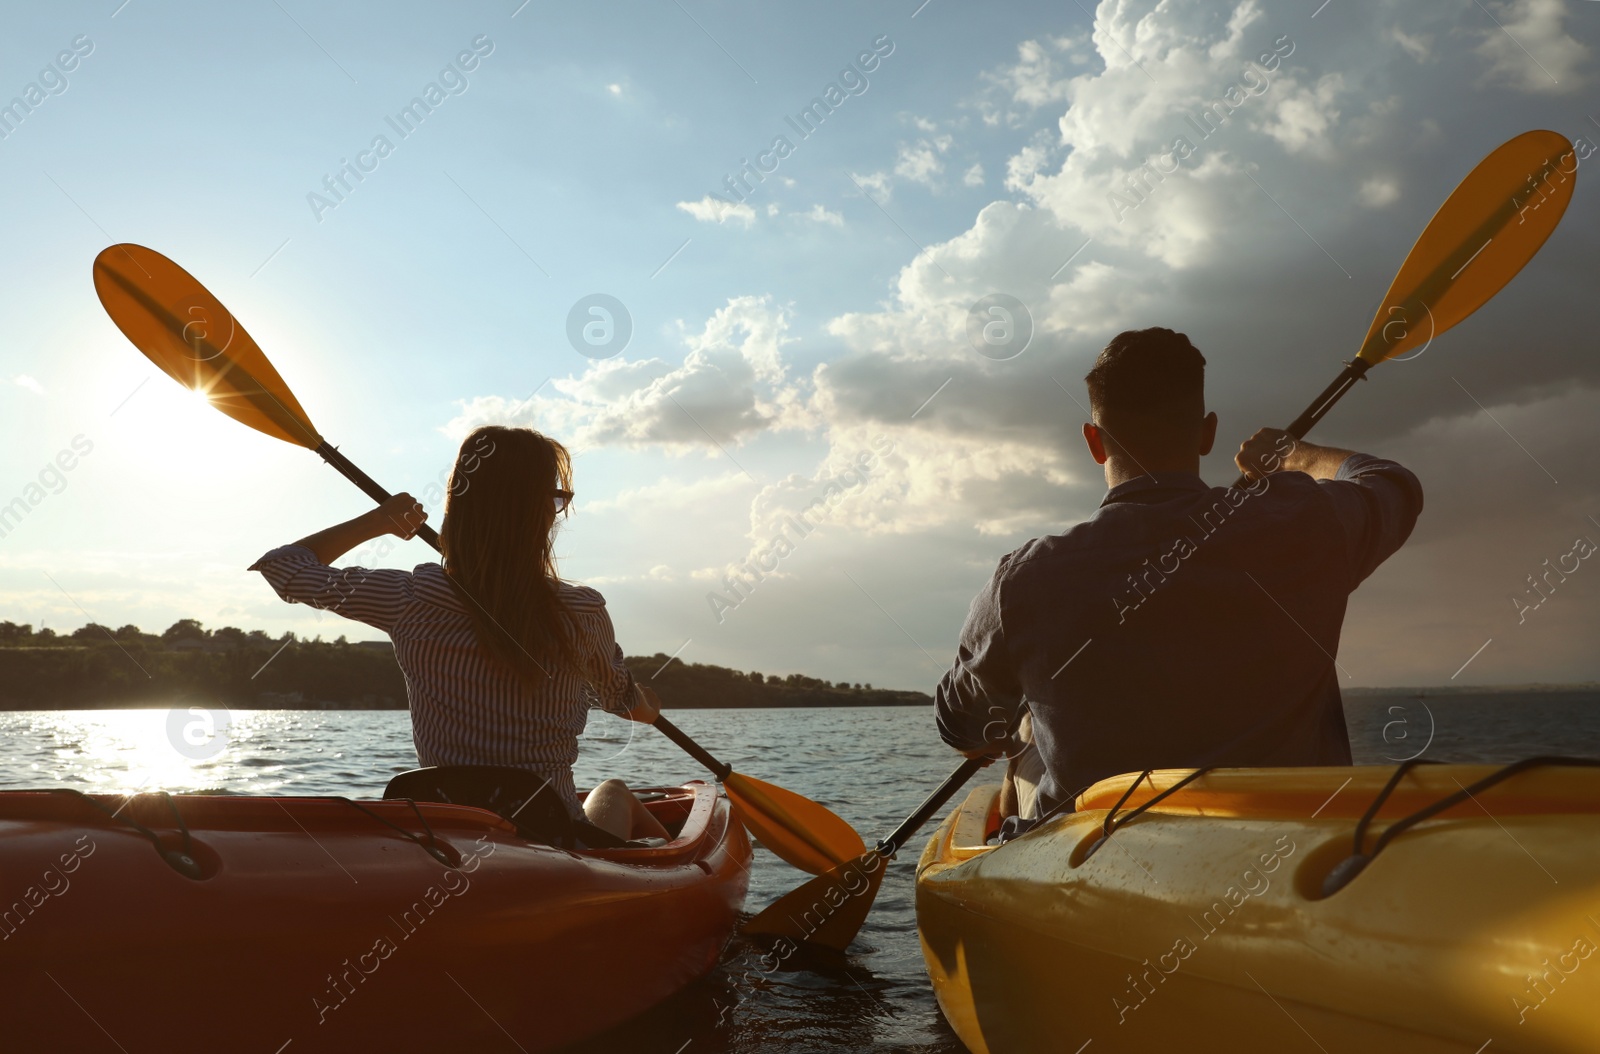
(114, 374), (269, 469)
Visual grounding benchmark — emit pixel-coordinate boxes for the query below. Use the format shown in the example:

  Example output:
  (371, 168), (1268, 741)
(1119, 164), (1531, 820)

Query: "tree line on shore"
(0, 621), (931, 710)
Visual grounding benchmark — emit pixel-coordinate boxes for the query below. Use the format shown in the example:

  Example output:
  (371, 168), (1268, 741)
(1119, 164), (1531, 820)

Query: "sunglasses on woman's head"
(553, 489), (574, 513)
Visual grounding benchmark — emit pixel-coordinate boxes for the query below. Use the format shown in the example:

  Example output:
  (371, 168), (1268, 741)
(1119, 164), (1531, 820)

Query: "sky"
(0, 0), (1597, 692)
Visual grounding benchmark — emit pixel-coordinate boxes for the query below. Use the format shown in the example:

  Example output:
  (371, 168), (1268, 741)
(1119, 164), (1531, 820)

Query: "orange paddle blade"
(1357, 130), (1576, 365)
(724, 772), (866, 876)
(93, 244), (322, 448)
(743, 851), (886, 952)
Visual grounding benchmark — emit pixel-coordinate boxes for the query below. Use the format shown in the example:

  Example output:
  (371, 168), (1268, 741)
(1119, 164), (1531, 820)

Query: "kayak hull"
(916, 765), (1600, 1054)
(0, 781), (749, 1052)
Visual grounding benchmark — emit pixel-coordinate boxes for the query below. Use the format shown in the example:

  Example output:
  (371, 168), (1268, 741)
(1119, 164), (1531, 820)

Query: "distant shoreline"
(0, 700), (935, 712)
(5, 687), (1600, 713)
(1342, 685), (1600, 697)
(0, 624), (933, 710)
(1, 622), (1594, 711)
(3, 690), (1598, 712)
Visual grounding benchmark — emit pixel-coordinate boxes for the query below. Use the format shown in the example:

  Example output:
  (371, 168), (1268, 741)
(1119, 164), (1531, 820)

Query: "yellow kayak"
(917, 762), (1600, 1054)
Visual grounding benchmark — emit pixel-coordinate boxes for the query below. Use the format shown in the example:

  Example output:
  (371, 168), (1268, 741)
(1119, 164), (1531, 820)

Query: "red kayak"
(0, 778), (749, 1052)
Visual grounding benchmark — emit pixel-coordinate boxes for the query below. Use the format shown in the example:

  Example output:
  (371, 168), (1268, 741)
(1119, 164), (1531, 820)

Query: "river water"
(2, 694), (1598, 1052)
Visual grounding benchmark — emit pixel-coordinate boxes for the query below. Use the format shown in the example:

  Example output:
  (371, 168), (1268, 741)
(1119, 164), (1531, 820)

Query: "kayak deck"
(917, 764), (1600, 1054)
(0, 781), (750, 1053)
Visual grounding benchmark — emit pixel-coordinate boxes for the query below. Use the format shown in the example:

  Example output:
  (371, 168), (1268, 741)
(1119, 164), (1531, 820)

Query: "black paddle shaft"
(1229, 357), (1372, 488)
(650, 715), (733, 780)
(875, 756), (988, 858)
(315, 440), (443, 550)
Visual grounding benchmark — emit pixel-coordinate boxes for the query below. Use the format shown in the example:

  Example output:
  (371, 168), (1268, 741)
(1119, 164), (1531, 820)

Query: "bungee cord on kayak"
(1323, 755), (1600, 896)
(22, 786), (465, 873)
(1080, 766), (1213, 862)
(32, 787), (206, 878)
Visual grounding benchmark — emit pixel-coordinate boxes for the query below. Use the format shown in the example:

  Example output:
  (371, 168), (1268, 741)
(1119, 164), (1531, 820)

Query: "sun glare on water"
(51, 709), (225, 793)
(0, 710), (409, 799)
(25, 708), (275, 795)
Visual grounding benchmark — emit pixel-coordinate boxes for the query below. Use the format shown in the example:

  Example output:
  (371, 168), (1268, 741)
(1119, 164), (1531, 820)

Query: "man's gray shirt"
(935, 455), (1423, 818)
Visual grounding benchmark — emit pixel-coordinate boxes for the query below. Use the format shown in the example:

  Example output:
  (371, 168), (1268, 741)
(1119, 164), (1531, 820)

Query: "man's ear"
(1198, 411), (1218, 457)
(1083, 422), (1109, 465)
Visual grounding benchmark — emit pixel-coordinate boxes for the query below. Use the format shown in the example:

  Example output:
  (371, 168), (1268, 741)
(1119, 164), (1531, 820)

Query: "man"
(936, 327), (1423, 827)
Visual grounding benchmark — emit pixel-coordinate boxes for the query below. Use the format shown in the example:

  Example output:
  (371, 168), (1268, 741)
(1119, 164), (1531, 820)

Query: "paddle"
(1234, 128), (1577, 484)
(743, 756), (988, 952)
(91, 242), (865, 876)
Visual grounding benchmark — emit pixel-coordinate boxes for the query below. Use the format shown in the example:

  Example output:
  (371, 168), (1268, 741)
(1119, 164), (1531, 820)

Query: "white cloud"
(606, 82), (622, 96)
(850, 169), (894, 202)
(962, 163), (985, 187)
(1392, 28), (1431, 62)
(1003, 131), (1056, 193)
(1360, 176), (1400, 207)
(983, 36), (1083, 119)
(991, 6), (1378, 267)
(798, 204), (844, 227)
(1473, 0), (1590, 94)
(583, 470), (751, 516)
(893, 135), (954, 187)
(1259, 73), (1345, 154)
(894, 143), (943, 185)
(11, 375), (44, 395)
(675, 195), (756, 226)
(447, 296), (806, 450)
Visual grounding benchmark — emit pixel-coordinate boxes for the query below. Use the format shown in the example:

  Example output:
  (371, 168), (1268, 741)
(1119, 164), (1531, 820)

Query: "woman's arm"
(293, 493), (427, 564)
(249, 493), (431, 634)
(627, 684), (662, 724)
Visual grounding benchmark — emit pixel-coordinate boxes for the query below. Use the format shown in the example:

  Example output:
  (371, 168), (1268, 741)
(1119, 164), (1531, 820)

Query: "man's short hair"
(1084, 327), (1206, 452)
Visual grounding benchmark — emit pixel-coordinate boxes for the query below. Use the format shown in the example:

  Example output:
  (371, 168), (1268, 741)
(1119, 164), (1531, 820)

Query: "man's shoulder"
(994, 525), (1095, 578)
(995, 474), (1333, 573)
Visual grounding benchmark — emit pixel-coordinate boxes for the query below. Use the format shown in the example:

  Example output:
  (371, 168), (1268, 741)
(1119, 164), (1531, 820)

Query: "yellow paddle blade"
(724, 772), (866, 876)
(1357, 130), (1576, 365)
(743, 852), (886, 953)
(93, 244), (322, 448)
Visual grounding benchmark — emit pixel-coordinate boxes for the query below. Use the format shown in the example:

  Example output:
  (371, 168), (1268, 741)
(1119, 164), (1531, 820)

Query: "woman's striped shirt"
(250, 544), (638, 817)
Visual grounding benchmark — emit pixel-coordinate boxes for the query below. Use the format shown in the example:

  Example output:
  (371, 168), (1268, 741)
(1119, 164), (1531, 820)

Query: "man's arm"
(935, 561), (1026, 759)
(1237, 427), (1423, 586)
(1236, 429), (1355, 481)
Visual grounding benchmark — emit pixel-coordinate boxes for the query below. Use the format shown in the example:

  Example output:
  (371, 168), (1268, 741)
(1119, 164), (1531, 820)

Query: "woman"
(250, 425), (668, 843)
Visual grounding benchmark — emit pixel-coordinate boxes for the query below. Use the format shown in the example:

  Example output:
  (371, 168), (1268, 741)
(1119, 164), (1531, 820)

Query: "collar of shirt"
(1098, 471), (1212, 509)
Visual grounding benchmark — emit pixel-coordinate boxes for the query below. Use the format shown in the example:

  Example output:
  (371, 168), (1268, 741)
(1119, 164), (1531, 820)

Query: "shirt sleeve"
(570, 588), (637, 716)
(935, 556), (1026, 754)
(248, 544), (419, 634)
(1315, 454), (1424, 589)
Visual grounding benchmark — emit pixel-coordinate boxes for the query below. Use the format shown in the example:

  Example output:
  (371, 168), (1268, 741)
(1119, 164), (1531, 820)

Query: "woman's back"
(252, 544), (639, 817)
